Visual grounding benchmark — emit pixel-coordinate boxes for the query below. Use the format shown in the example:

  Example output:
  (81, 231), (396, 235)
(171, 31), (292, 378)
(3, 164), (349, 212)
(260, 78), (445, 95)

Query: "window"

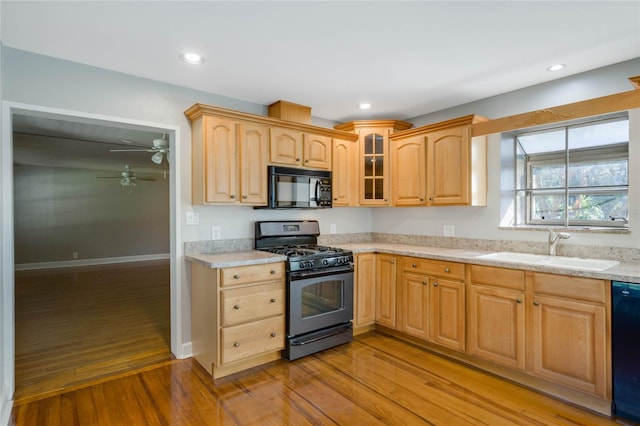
(514, 115), (629, 228)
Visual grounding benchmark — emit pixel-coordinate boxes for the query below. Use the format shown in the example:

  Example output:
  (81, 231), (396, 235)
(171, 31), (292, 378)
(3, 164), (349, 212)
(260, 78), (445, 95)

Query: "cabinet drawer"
(221, 262), (284, 287)
(530, 272), (606, 303)
(221, 316), (285, 364)
(221, 282), (284, 326)
(404, 257), (465, 280)
(470, 264), (525, 291)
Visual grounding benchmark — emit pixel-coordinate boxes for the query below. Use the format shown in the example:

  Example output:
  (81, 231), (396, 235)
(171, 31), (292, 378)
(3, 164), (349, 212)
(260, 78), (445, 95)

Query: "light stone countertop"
(185, 243), (640, 283)
(185, 250), (286, 268)
(338, 243), (640, 283)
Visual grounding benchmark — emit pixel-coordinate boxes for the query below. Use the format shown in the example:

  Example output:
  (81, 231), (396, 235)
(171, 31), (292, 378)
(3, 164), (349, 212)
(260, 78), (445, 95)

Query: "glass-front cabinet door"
(362, 130), (388, 204)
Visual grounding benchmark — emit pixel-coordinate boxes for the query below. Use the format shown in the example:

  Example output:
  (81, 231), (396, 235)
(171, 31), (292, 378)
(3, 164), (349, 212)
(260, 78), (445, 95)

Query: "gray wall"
(13, 163), (169, 264)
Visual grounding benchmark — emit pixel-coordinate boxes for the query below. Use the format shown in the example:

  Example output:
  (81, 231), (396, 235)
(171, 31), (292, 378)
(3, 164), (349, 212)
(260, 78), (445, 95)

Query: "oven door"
(288, 269), (353, 337)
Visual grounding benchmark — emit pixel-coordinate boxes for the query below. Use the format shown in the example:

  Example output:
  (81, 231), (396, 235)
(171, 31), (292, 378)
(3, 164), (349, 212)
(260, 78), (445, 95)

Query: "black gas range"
(254, 220), (354, 360)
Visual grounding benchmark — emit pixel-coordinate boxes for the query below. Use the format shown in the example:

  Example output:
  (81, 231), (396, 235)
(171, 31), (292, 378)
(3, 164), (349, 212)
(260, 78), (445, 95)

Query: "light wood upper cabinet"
(269, 128), (332, 169)
(468, 265), (526, 370)
(391, 135), (426, 206)
(269, 127), (303, 167)
(189, 115), (269, 206)
(354, 253), (376, 331)
(427, 125), (470, 205)
(303, 134), (332, 169)
(332, 138), (359, 206)
(528, 272), (609, 398)
(375, 254), (397, 328)
(335, 120), (412, 206)
(239, 122), (269, 204)
(389, 115), (487, 207)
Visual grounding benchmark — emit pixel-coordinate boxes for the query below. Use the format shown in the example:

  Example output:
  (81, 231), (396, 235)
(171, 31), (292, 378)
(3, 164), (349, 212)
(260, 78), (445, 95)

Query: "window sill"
(498, 225), (630, 235)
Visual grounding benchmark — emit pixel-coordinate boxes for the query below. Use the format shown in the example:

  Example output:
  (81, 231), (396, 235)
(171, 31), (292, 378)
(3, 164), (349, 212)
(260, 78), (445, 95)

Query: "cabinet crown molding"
(334, 119), (413, 133)
(184, 103), (357, 141)
(390, 114), (487, 140)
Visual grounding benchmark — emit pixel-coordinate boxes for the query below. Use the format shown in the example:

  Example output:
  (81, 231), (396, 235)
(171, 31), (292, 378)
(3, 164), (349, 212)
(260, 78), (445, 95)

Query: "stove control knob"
(322, 259), (329, 266)
(307, 261), (314, 269)
(298, 263), (306, 269)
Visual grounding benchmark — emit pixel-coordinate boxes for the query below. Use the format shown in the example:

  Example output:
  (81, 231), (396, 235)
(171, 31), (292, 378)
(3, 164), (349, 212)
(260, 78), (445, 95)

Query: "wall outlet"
(72, 252), (78, 259)
(330, 224), (337, 234)
(186, 212), (199, 226)
(211, 226), (221, 240)
(443, 225), (455, 237)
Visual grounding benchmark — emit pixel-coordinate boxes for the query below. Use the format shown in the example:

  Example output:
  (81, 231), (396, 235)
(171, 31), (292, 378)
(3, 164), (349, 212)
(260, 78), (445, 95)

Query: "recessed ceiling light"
(180, 52), (204, 65)
(547, 64), (565, 72)
(358, 103), (372, 110)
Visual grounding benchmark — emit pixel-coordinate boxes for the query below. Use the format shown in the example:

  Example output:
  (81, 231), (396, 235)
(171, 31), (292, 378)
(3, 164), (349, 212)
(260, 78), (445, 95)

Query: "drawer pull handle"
(533, 301), (540, 306)
(234, 305), (240, 310)
(412, 263), (417, 268)
(233, 274), (240, 279)
(233, 342), (240, 347)
(444, 268), (450, 273)
(516, 298), (522, 304)
(270, 270), (276, 275)
(433, 282), (439, 287)
(270, 298), (277, 303)
(270, 333), (277, 338)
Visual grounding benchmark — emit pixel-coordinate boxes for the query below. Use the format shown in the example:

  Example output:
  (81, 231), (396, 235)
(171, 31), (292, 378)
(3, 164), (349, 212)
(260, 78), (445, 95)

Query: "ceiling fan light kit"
(109, 134), (170, 165)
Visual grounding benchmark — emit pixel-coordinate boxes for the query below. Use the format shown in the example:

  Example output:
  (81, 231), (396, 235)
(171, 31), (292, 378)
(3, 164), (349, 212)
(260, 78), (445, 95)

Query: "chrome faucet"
(548, 230), (570, 256)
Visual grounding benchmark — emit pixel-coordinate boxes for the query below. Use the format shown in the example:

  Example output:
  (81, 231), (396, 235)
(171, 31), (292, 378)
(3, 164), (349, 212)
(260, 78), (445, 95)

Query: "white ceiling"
(2, 1), (639, 124)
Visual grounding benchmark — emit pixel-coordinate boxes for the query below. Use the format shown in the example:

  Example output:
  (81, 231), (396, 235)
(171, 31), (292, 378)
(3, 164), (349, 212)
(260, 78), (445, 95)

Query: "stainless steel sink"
(475, 252), (619, 271)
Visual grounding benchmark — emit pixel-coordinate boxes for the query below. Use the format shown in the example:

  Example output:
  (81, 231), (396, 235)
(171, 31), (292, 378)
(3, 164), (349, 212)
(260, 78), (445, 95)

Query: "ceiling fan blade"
(109, 149), (156, 152)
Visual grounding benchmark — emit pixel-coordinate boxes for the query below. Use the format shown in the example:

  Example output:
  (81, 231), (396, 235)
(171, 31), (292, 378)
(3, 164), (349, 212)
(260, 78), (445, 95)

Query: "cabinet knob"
(429, 197), (433, 201)
(296, 158), (301, 162)
(305, 159), (309, 163)
(242, 195), (248, 199)
(233, 274), (240, 279)
(433, 282), (439, 287)
(533, 301), (540, 306)
(444, 268), (450, 273)
(390, 260), (395, 264)
(270, 333), (277, 338)
(334, 198), (338, 201)
(233, 342), (240, 347)
(384, 199), (388, 202)
(420, 198), (424, 202)
(516, 298), (523, 304)
(233, 305), (240, 310)
(270, 270), (276, 275)
(270, 298), (277, 303)
(230, 194), (236, 199)
(412, 263), (417, 268)
(422, 281), (428, 286)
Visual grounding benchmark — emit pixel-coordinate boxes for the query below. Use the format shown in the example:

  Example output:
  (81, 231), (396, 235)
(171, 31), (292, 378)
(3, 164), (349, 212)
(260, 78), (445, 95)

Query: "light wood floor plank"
(14, 260), (172, 402)
(12, 332), (638, 426)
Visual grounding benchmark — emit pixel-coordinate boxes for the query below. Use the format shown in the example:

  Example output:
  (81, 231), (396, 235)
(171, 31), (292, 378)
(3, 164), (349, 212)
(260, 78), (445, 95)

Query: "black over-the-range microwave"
(258, 166), (332, 209)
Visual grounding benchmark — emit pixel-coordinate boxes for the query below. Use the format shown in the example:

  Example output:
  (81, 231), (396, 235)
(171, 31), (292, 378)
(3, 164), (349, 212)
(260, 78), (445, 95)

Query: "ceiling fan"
(96, 165), (157, 187)
(110, 134), (170, 165)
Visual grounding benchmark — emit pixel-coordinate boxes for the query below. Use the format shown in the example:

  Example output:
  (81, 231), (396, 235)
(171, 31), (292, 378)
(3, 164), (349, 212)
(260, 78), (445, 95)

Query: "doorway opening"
(3, 104), (181, 402)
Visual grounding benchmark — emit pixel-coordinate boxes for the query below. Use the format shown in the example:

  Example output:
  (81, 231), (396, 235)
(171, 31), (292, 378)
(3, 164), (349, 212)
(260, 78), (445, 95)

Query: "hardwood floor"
(13, 260), (172, 402)
(11, 332), (637, 425)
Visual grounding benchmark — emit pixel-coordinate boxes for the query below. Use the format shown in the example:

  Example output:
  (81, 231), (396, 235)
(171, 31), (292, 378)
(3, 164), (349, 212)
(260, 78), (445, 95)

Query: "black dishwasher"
(612, 281), (640, 422)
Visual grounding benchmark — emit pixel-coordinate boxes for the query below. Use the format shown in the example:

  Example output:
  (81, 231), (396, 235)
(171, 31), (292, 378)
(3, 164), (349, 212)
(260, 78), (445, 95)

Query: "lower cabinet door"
(398, 272), (429, 339)
(468, 285), (525, 370)
(429, 278), (465, 351)
(531, 295), (607, 396)
(221, 316), (284, 364)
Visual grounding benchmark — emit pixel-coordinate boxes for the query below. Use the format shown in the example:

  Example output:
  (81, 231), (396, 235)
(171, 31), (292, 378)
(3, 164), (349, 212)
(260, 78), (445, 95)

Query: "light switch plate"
(186, 212), (199, 226)
(330, 224), (337, 234)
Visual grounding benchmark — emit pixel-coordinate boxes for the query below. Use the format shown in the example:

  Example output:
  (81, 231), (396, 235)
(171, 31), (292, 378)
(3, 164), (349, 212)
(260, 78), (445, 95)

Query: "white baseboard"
(0, 384), (12, 426)
(14, 253), (170, 271)
(180, 342), (193, 359)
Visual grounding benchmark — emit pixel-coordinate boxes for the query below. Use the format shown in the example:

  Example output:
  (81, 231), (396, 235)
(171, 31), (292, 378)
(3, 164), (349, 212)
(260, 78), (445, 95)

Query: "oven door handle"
(290, 324), (353, 346)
